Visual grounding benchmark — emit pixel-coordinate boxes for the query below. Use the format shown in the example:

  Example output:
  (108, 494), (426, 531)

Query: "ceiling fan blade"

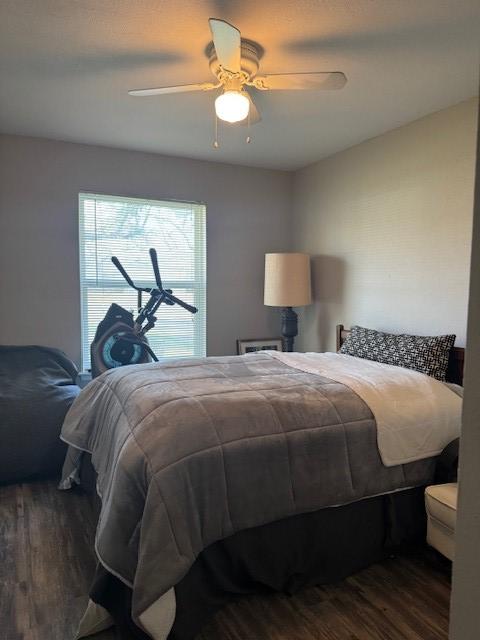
(129, 82), (217, 96)
(254, 72), (347, 91)
(209, 18), (241, 73)
(240, 92), (261, 125)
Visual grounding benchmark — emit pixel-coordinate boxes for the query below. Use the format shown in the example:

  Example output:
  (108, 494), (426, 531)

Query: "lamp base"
(281, 307), (298, 352)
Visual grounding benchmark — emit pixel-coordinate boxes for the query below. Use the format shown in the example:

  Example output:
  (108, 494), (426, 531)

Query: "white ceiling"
(0, 0), (478, 170)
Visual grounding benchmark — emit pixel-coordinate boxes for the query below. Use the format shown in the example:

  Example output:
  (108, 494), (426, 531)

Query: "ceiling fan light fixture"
(215, 90), (250, 123)
(128, 19), (347, 138)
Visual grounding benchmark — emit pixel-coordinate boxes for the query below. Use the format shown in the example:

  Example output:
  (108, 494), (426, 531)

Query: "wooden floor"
(1, 480), (452, 640)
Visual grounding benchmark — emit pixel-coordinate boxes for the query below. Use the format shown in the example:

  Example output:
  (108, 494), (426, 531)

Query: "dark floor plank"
(1, 480), (451, 640)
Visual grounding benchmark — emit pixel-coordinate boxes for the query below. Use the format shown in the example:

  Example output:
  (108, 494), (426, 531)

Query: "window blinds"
(79, 193), (206, 371)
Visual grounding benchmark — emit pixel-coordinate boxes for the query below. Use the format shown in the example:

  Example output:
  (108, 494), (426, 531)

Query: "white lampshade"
(215, 90), (250, 123)
(264, 253), (312, 307)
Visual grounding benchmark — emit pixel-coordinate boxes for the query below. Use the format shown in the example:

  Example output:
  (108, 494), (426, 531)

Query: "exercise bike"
(90, 248), (197, 378)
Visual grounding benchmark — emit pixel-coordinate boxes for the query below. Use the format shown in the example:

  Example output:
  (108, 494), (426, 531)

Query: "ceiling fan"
(129, 18), (347, 128)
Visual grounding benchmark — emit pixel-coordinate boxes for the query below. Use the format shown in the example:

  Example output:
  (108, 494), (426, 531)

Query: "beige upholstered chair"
(425, 483), (458, 560)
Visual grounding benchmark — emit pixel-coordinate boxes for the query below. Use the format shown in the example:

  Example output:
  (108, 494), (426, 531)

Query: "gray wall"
(0, 135), (292, 366)
(292, 98), (478, 351)
(1, 100), (477, 367)
(449, 100), (480, 640)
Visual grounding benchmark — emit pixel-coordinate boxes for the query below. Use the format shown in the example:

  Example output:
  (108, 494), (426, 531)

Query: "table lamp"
(264, 253), (312, 352)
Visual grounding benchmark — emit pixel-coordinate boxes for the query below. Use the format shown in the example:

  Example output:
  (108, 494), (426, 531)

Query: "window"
(79, 193), (206, 371)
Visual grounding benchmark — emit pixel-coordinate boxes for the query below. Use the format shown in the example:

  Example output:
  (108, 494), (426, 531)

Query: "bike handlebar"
(163, 291), (198, 314)
(149, 248), (163, 290)
(112, 252), (197, 316)
(111, 256), (143, 291)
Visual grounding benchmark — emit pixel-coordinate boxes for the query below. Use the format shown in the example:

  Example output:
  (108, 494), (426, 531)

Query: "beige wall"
(0, 135), (292, 366)
(293, 98), (478, 351)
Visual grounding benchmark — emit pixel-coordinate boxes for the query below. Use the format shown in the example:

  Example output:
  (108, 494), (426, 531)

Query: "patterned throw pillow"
(339, 326), (455, 381)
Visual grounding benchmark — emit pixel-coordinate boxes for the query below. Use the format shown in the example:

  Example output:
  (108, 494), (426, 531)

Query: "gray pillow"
(339, 326), (455, 381)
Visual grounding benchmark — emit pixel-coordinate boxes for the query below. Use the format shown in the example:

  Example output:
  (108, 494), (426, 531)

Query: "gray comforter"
(60, 353), (434, 621)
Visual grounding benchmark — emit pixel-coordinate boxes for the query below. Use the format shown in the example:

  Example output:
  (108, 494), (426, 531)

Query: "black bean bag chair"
(0, 345), (80, 485)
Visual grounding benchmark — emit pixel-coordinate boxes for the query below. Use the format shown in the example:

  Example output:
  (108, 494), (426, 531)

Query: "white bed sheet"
(267, 351), (462, 466)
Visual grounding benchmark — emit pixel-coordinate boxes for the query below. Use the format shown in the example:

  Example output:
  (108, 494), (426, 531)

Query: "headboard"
(336, 324), (465, 386)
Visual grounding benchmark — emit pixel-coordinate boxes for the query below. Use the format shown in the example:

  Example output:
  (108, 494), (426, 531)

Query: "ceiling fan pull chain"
(246, 109), (252, 144)
(213, 113), (219, 149)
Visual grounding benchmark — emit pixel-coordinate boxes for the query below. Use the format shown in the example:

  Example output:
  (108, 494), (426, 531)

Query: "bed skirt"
(80, 448), (426, 640)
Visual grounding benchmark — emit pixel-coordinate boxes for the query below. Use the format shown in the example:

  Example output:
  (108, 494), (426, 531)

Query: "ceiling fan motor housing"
(206, 38), (262, 83)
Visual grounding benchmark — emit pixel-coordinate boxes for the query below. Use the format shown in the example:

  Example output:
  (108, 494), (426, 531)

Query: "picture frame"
(236, 337), (284, 355)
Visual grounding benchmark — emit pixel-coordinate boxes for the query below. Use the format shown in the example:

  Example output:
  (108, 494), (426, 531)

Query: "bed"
(60, 325), (463, 640)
